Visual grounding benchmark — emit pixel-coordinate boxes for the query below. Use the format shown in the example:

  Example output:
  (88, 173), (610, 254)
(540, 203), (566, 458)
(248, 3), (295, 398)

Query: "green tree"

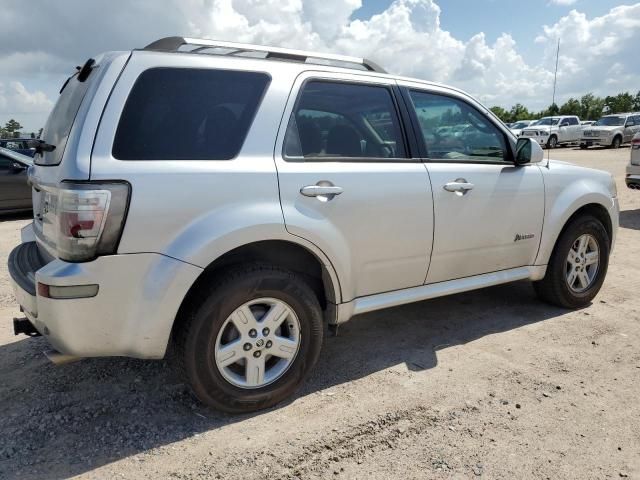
(3, 119), (23, 138)
(509, 103), (531, 122)
(490, 106), (509, 122)
(579, 93), (605, 120)
(604, 92), (634, 113)
(559, 98), (581, 116)
(632, 90), (640, 111)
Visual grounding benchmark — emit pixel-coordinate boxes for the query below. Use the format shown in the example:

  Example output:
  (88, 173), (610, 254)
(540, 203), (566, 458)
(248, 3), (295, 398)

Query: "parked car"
(520, 115), (582, 148)
(580, 113), (640, 149)
(0, 138), (36, 157)
(509, 120), (537, 137)
(8, 37), (619, 413)
(0, 147), (32, 214)
(626, 132), (640, 189)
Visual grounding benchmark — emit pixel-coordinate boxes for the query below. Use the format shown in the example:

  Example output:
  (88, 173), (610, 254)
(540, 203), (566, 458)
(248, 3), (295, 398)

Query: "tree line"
(0, 119), (42, 139)
(490, 91), (640, 124)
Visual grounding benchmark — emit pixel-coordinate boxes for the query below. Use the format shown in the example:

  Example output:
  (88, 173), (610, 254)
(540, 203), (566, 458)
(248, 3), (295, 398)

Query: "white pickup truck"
(520, 116), (582, 148)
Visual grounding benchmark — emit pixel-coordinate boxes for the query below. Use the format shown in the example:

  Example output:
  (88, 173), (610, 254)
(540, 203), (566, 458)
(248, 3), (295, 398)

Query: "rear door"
(399, 83), (544, 284)
(275, 72), (434, 302)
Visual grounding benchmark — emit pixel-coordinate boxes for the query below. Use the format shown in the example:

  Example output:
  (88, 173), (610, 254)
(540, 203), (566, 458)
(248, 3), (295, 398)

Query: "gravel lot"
(1, 147), (639, 480)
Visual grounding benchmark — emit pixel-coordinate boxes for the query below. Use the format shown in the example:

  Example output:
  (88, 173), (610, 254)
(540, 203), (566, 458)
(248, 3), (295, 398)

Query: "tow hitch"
(13, 317), (41, 337)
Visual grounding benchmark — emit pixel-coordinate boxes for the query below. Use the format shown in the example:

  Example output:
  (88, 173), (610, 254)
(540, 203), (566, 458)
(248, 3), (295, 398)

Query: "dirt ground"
(0, 147), (639, 480)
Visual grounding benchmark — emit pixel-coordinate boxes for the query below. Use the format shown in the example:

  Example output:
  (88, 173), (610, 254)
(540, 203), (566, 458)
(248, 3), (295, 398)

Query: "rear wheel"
(547, 135), (558, 149)
(175, 264), (323, 412)
(533, 215), (610, 308)
(579, 144), (588, 150)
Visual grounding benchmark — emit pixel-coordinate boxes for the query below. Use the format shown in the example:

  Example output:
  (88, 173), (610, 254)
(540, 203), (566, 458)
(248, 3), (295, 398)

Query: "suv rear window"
(36, 65), (96, 166)
(113, 68), (270, 160)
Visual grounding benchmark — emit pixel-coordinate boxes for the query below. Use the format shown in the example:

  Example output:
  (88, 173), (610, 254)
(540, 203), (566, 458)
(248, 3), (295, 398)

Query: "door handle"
(300, 183), (343, 202)
(443, 179), (474, 195)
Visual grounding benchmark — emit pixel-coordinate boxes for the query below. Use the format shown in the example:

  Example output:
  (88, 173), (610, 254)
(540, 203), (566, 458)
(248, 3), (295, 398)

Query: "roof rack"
(143, 36), (387, 74)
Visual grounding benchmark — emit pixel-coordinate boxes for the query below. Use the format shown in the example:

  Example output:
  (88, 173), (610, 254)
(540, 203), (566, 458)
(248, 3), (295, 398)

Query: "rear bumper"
(626, 163), (640, 188)
(8, 241), (202, 359)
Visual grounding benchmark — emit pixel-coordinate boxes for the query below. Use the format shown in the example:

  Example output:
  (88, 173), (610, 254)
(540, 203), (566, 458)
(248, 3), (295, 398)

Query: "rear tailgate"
(30, 51), (131, 259)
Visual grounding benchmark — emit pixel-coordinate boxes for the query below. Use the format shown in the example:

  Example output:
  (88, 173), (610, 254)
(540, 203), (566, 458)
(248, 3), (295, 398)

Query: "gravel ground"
(0, 146), (639, 480)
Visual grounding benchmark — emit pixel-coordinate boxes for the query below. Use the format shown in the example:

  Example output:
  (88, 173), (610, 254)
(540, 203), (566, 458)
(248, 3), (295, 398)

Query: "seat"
(326, 125), (362, 157)
(297, 121), (323, 156)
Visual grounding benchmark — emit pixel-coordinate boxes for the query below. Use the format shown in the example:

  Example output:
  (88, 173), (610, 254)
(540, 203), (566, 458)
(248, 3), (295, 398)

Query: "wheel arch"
(170, 239), (341, 345)
(536, 198), (613, 267)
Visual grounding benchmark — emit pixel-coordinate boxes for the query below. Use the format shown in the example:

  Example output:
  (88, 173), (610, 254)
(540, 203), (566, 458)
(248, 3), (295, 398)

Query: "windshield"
(594, 116), (625, 127)
(535, 117), (560, 126)
(511, 122), (530, 129)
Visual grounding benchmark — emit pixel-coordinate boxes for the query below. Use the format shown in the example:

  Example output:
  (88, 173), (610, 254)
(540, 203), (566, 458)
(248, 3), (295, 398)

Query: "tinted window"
(37, 66), (96, 166)
(113, 68), (270, 160)
(283, 81), (406, 160)
(568, 117), (579, 125)
(409, 91), (508, 163)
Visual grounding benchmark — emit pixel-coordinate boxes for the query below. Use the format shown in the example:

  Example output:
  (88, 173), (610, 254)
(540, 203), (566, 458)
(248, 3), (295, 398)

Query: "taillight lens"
(55, 183), (130, 262)
(632, 139), (640, 150)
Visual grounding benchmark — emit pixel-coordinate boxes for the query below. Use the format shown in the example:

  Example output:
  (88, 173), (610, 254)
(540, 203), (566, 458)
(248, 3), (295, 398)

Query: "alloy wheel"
(214, 297), (301, 389)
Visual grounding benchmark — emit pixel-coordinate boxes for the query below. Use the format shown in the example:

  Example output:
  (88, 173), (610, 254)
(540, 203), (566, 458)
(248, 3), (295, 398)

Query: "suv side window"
(626, 116), (636, 126)
(408, 90), (509, 163)
(283, 80), (407, 161)
(113, 68), (270, 161)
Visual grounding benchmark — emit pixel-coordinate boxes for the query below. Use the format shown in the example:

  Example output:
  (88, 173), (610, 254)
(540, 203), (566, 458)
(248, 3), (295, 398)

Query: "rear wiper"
(27, 139), (56, 155)
(59, 58), (95, 93)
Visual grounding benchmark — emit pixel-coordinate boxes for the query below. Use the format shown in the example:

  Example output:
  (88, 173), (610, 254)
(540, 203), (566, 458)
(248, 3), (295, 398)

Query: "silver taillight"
(55, 182), (130, 262)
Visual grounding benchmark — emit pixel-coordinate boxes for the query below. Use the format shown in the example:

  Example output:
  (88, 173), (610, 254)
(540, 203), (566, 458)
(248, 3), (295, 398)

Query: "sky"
(1, 0), (639, 131)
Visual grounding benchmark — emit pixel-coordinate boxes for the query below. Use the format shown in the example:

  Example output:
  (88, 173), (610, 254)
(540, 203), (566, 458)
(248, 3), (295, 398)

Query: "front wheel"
(174, 264), (324, 412)
(547, 135), (558, 149)
(533, 215), (610, 308)
(611, 136), (622, 149)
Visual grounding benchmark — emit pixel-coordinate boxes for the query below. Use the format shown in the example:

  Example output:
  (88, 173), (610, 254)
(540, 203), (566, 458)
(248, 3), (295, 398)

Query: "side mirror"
(515, 137), (544, 165)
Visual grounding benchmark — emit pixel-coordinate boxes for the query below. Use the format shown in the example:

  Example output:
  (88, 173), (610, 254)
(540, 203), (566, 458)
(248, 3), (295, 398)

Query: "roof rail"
(143, 36), (387, 74)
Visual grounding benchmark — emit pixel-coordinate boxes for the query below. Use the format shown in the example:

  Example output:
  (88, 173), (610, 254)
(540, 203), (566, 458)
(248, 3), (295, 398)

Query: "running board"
(336, 266), (546, 323)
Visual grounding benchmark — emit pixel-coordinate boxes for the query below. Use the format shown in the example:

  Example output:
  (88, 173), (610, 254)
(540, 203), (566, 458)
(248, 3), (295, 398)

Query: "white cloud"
(1, 0), (640, 129)
(549, 0), (578, 5)
(0, 81), (53, 114)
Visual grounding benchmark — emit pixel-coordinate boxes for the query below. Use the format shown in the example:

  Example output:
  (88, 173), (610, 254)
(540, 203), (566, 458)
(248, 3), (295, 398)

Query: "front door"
(401, 86), (545, 284)
(275, 74), (434, 302)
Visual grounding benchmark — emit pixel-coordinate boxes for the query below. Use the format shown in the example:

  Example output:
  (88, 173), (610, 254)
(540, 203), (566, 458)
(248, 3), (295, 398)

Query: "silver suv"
(8, 37), (619, 412)
(581, 113), (640, 149)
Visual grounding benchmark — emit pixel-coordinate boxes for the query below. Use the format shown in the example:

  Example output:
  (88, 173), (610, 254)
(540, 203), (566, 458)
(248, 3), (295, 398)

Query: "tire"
(547, 135), (558, 149)
(533, 215), (610, 309)
(174, 263), (324, 413)
(579, 144), (588, 150)
(611, 136), (622, 149)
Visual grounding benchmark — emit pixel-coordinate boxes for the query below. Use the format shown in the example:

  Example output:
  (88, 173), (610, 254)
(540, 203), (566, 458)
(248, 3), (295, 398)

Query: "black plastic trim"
(7, 242), (48, 296)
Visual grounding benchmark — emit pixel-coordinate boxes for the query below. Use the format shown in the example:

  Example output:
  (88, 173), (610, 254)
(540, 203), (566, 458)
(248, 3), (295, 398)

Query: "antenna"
(548, 38), (560, 165)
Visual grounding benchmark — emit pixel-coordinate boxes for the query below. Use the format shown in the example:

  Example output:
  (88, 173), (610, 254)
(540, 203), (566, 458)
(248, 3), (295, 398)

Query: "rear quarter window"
(112, 68), (270, 160)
